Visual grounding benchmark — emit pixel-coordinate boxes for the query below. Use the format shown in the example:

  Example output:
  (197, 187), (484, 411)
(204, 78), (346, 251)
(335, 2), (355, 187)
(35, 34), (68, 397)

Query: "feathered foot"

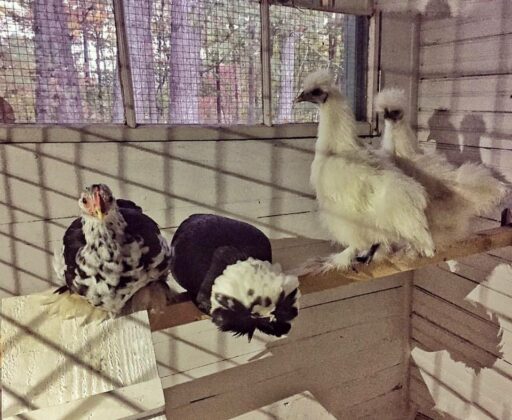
(356, 244), (381, 265)
(287, 255), (330, 276)
(290, 247), (361, 276)
(318, 247), (359, 274)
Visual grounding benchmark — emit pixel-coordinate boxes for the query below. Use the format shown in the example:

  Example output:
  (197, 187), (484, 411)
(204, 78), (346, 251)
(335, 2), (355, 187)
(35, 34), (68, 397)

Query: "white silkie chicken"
(376, 88), (508, 248)
(295, 70), (435, 272)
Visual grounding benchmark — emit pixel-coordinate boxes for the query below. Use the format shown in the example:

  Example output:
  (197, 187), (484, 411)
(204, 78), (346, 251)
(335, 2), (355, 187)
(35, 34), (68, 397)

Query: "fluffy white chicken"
(376, 88), (508, 247)
(295, 70), (435, 272)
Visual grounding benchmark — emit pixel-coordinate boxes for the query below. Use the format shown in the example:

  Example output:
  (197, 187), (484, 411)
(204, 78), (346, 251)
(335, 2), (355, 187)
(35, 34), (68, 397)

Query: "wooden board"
(232, 391), (336, 420)
(410, 257), (512, 418)
(1, 294), (164, 419)
(146, 223), (512, 332)
(420, 34), (512, 78)
(420, 0), (512, 46)
(416, 110), (512, 139)
(156, 283), (405, 390)
(166, 339), (403, 419)
(152, 276), (408, 419)
(418, 75), (512, 113)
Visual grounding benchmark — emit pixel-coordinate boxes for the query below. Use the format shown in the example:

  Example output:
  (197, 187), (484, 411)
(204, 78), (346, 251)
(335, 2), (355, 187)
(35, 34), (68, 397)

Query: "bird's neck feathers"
(382, 118), (421, 158)
(210, 258), (300, 339)
(317, 91), (361, 154)
(380, 119), (397, 155)
(82, 207), (126, 241)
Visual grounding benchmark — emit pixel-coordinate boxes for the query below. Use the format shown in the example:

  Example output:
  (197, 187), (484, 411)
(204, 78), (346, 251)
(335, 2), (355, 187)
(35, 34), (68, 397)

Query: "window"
(0, 0), (370, 128)
(0, 0), (118, 123)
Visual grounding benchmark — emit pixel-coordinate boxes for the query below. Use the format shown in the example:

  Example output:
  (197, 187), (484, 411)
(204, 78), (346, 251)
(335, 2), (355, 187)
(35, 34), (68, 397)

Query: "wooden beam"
(148, 224), (512, 332)
(112, 0), (137, 128)
(269, 0), (374, 15)
(260, 0), (272, 126)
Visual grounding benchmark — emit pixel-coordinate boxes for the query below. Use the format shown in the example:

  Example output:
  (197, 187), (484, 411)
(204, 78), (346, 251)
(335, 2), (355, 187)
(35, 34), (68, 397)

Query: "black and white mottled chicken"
(170, 214), (300, 341)
(295, 70), (435, 273)
(376, 88), (508, 248)
(51, 184), (172, 319)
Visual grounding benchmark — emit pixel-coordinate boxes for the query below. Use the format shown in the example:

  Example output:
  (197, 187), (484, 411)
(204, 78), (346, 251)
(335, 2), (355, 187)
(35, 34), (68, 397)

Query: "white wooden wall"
(158, 275), (410, 419)
(416, 0), (512, 182)
(0, 136), (411, 418)
(411, 1), (512, 417)
(0, 139), (324, 298)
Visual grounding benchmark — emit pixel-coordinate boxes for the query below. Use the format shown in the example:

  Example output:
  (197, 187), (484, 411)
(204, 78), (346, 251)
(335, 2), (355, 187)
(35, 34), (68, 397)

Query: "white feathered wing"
(376, 88), (509, 247)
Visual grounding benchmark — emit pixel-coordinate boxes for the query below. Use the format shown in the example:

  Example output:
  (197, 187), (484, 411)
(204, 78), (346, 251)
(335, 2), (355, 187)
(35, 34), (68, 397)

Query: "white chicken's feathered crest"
(302, 69), (335, 92)
(375, 88), (406, 113)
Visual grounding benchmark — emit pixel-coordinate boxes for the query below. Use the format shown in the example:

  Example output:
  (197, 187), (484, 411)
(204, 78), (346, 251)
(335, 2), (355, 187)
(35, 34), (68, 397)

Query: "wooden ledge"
(148, 223), (512, 332)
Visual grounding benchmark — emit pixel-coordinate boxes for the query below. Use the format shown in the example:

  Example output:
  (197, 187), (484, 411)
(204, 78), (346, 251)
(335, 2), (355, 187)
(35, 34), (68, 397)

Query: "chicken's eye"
(82, 197), (87, 204)
(311, 88), (323, 96)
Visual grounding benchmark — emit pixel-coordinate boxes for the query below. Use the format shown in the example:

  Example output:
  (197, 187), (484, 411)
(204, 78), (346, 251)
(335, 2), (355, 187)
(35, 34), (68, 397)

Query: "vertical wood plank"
(366, 12), (381, 133)
(112, 0), (137, 128)
(260, 0), (272, 126)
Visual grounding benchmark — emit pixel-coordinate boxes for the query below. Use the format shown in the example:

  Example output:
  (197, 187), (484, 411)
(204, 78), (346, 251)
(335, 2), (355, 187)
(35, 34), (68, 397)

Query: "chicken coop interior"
(1, 0), (512, 419)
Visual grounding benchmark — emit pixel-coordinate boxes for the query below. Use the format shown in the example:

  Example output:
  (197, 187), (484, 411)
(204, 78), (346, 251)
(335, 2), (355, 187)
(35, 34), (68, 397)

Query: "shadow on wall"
(427, 110), (487, 165)
(413, 266), (503, 375)
(412, 263), (512, 418)
(424, 0), (451, 18)
(0, 137), (319, 299)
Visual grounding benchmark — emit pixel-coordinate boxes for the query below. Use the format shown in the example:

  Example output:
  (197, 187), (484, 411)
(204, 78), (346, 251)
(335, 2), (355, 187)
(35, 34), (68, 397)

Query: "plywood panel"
(412, 346), (512, 419)
(1, 294), (163, 419)
(152, 279), (408, 419)
(417, 128), (512, 152)
(410, 260), (512, 418)
(414, 265), (496, 318)
(410, 367), (455, 420)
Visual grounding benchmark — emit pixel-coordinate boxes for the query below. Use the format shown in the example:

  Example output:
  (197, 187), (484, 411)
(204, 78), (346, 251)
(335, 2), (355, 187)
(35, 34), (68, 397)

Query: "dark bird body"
(54, 185), (171, 314)
(170, 214), (299, 340)
(171, 213), (272, 310)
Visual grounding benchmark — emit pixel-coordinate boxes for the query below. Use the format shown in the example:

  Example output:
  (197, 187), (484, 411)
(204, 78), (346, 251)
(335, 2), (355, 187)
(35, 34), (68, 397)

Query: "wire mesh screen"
(0, 0), (119, 123)
(0, 1), (360, 126)
(122, 0), (262, 125)
(270, 5), (346, 124)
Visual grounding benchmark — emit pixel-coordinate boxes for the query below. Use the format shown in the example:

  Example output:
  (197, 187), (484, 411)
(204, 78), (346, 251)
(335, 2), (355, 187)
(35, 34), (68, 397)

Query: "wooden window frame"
(0, 0), (377, 143)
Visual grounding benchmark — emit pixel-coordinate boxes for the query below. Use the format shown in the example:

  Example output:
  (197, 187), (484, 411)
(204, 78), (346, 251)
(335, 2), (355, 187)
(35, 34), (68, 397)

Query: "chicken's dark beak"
(294, 91), (306, 105)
